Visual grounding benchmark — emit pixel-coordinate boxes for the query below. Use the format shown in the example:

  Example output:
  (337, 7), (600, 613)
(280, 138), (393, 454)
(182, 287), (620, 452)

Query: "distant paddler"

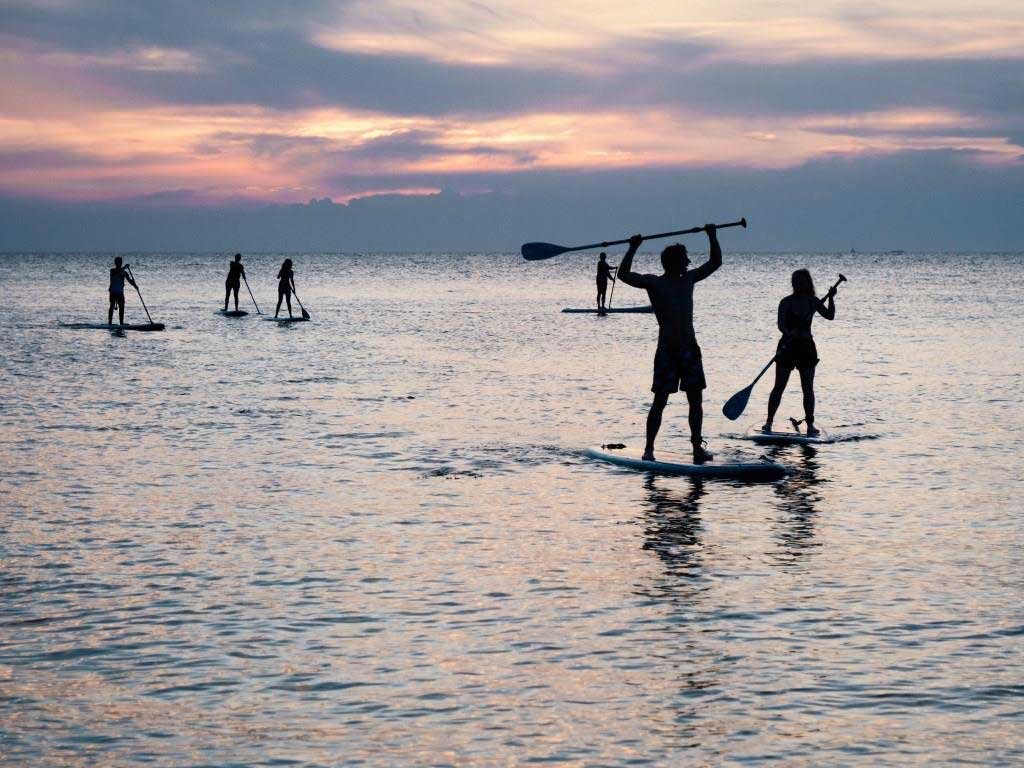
(108, 256), (137, 326)
(224, 253), (246, 312)
(275, 258), (296, 319)
(596, 252), (616, 311)
(762, 269), (838, 436)
(618, 224), (723, 464)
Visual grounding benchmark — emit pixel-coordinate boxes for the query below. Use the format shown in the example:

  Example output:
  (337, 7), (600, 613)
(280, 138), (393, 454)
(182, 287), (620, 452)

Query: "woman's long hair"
(791, 268), (815, 296)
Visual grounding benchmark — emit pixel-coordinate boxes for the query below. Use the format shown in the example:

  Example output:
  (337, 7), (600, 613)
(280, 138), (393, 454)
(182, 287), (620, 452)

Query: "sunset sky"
(1, 0), (1022, 249)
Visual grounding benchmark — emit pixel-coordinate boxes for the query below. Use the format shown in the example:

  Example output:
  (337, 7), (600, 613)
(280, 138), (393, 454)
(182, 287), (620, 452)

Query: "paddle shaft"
(291, 282), (311, 319)
(607, 266), (618, 310)
(126, 266), (155, 324)
(566, 219), (746, 256)
(243, 274), (262, 314)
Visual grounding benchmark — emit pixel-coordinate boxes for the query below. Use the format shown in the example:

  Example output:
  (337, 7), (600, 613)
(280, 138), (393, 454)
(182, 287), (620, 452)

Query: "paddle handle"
(569, 218), (747, 255)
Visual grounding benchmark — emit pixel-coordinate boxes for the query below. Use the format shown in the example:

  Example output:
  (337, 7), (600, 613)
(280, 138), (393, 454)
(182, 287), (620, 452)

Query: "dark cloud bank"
(2, 151), (1021, 252)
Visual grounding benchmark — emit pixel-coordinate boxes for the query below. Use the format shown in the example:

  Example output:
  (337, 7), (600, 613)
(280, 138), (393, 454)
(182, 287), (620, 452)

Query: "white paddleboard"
(740, 425), (830, 445)
(61, 321), (165, 332)
(585, 445), (786, 480)
(216, 309), (249, 317)
(561, 306), (653, 314)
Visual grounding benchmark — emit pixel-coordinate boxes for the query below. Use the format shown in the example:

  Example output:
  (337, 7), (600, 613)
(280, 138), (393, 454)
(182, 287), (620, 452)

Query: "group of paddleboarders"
(102, 237), (836, 465)
(222, 253), (300, 318)
(599, 226), (838, 464)
(106, 254), (303, 321)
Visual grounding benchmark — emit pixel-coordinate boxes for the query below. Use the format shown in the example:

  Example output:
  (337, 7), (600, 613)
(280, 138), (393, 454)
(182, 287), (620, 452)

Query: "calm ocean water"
(1, 251), (1022, 766)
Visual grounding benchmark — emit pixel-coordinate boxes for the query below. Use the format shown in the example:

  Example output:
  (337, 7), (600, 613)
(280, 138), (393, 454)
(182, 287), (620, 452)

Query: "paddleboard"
(216, 309), (249, 317)
(61, 322), (165, 332)
(740, 425), (830, 445)
(264, 316), (310, 323)
(584, 444), (786, 480)
(562, 306), (653, 314)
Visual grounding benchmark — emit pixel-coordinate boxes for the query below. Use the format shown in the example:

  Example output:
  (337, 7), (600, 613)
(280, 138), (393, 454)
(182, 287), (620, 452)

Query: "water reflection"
(639, 476), (707, 582)
(766, 445), (826, 566)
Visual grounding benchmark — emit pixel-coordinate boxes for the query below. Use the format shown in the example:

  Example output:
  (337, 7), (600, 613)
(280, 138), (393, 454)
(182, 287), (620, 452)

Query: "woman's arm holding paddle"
(616, 235), (648, 288)
(817, 287), (837, 320)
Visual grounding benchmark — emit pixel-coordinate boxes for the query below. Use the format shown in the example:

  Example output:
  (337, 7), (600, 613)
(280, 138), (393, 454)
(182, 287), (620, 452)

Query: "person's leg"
(798, 366), (817, 433)
(108, 293), (115, 324)
(232, 284), (240, 311)
(275, 291), (283, 317)
(644, 392), (670, 460)
(685, 388), (714, 463)
(224, 283), (231, 311)
(685, 388), (703, 445)
(764, 363), (792, 430)
(117, 295), (125, 324)
(286, 293), (293, 317)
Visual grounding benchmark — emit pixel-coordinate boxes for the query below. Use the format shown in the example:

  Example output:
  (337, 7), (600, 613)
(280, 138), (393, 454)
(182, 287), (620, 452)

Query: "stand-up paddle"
(243, 275), (262, 314)
(722, 274), (847, 420)
(522, 218), (746, 261)
(605, 266), (619, 313)
(127, 266), (157, 325)
(292, 287), (311, 320)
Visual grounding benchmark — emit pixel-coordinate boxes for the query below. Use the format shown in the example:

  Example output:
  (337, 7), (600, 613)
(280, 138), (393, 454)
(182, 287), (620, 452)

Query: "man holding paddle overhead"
(617, 225), (721, 463)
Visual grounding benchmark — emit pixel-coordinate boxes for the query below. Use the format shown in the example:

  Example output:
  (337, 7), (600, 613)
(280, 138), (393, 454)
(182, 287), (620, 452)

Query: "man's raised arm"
(616, 234), (647, 288)
(689, 224), (721, 282)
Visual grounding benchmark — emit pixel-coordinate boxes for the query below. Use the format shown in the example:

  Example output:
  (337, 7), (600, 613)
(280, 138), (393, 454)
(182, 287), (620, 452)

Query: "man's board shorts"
(109, 290), (125, 304)
(652, 343), (706, 394)
(776, 337), (819, 371)
(597, 277), (608, 289)
(226, 277), (240, 288)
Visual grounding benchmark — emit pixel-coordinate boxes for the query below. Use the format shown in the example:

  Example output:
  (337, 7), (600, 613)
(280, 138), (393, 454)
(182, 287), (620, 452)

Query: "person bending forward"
(617, 225), (721, 464)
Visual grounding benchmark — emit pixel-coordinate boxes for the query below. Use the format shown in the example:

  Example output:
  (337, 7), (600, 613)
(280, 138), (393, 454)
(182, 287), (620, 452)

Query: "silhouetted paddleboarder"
(596, 253), (616, 311)
(618, 225), (722, 463)
(224, 253), (246, 312)
(108, 256), (137, 325)
(762, 269), (837, 436)
(275, 258), (295, 318)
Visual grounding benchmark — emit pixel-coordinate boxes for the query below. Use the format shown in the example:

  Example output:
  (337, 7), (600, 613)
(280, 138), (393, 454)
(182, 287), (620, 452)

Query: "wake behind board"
(60, 321), (165, 332)
(216, 309), (249, 317)
(562, 306), (653, 314)
(740, 425), (830, 445)
(264, 316), (310, 323)
(585, 445), (786, 481)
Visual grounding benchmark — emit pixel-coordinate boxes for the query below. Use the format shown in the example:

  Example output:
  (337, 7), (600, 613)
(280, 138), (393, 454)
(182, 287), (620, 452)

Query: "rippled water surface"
(1, 251), (1022, 766)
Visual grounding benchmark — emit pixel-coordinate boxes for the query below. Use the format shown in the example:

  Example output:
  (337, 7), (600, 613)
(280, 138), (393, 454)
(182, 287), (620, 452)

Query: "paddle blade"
(301, 307), (311, 320)
(722, 385), (753, 421)
(521, 242), (570, 261)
